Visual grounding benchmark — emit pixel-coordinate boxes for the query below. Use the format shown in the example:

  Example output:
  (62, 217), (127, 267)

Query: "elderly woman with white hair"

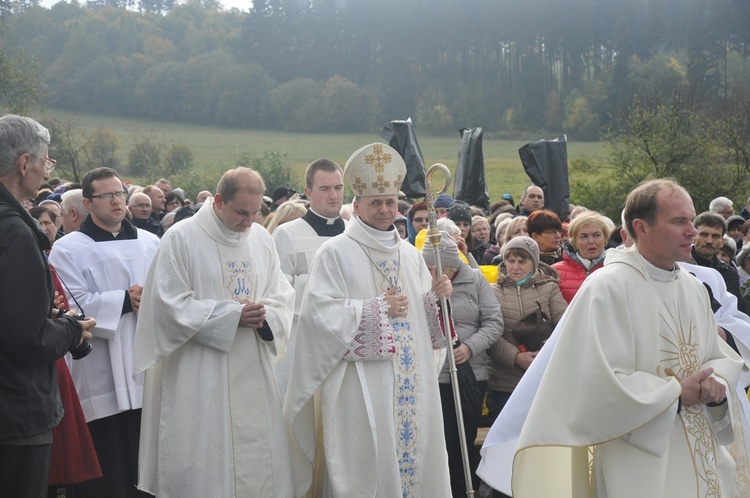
(552, 210), (612, 303)
(489, 215), (528, 265)
(471, 215), (491, 244)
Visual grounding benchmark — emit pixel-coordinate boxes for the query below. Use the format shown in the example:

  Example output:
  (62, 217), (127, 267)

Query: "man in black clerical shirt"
(272, 159), (346, 394)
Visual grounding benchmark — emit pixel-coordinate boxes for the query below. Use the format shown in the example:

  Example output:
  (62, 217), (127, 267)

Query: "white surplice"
(284, 216), (451, 498)
(133, 197), (295, 498)
(478, 247), (750, 498)
(272, 211), (344, 396)
(49, 227), (159, 421)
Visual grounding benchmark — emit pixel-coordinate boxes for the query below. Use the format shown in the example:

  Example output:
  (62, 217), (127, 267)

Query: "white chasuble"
(134, 197), (295, 498)
(478, 247), (750, 498)
(285, 216), (451, 498)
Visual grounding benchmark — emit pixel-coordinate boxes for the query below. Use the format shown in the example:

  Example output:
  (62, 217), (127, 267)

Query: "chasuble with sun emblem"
(506, 246), (750, 498)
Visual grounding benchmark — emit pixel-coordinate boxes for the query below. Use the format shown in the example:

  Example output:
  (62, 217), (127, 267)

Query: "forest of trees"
(2, 0), (750, 215)
(0, 0), (748, 139)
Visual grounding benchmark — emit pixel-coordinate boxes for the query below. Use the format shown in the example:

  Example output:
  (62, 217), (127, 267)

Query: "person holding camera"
(0, 114), (96, 498)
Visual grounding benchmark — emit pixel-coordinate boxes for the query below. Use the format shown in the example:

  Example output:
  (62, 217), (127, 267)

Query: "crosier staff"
(424, 163), (474, 497)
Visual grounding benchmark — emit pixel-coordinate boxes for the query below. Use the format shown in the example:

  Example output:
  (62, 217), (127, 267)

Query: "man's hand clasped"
(129, 285), (143, 312)
(679, 367), (726, 407)
(240, 299), (266, 329)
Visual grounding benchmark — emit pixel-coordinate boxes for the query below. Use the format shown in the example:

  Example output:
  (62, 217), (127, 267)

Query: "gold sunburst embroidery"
(659, 299), (701, 377)
(658, 297), (720, 497)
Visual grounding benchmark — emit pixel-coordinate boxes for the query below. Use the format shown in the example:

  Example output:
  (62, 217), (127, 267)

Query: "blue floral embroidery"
(371, 255), (420, 496)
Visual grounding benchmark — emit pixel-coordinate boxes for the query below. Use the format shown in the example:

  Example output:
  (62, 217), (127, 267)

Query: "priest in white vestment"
(285, 143), (453, 497)
(133, 167), (296, 498)
(273, 159), (346, 396)
(477, 179), (750, 497)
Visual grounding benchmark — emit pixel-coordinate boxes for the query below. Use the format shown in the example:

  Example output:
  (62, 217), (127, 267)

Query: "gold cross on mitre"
(343, 142), (406, 198)
(364, 144), (392, 173)
(371, 175), (391, 194)
(352, 177), (367, 195)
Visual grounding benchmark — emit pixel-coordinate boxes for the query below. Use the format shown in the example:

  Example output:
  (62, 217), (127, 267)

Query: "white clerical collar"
(634, 249), (679, 282)
(357, 216), (400, 248)
(209, 201), (247, 241)
(309, 208), (340, 225)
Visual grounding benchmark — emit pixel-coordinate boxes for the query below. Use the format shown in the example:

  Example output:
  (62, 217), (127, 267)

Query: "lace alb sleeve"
(342, 296), (397, 361)
(424, 290), (452, 350)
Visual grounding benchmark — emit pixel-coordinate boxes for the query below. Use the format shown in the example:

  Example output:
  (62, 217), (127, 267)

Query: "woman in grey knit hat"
(421, 232), (503, 496)
(486, 236), (567, 421)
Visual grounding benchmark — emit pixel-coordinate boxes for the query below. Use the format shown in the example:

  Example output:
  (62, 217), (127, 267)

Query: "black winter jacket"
(0, 182), (82, 441)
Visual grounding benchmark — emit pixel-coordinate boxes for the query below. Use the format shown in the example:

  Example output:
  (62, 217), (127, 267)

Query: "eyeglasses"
(90, 191), (127, 201)
(413, 217), (428, 223)
(132, 203), (151, 209)
(167, 200), (183, 206)
(31, 154), (57, 174)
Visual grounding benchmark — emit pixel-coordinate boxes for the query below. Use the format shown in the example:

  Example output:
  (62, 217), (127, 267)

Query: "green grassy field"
(36, 109), (606, 202)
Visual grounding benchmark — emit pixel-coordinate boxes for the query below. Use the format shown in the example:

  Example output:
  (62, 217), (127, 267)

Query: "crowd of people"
(4, 112), (750, 498)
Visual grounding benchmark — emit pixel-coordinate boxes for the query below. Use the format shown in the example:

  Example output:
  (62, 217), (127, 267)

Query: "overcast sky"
(39, 0), (254, 13)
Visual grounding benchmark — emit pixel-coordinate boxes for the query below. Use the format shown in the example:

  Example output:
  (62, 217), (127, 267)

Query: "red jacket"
(49, 266), (102, 486)
(552, 249), (605, 303)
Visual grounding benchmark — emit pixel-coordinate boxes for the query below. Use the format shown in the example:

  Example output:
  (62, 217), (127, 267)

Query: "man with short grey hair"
(128, 192), (162, 237)
(0, 114), (95, 498)
(710, 196), (735, 219)
(195, 190), (212, 204)
(60, 188), (89, 234)
(155, 178), (171, 195)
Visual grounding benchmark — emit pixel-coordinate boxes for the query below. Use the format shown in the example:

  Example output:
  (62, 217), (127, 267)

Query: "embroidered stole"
(367, 248), (421, 497)
(221, 250), (274, 494)
(657, 299), (750, 497)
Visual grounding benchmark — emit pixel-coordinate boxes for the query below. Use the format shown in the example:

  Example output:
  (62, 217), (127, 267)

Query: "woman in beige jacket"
(487, 236), (567, 421)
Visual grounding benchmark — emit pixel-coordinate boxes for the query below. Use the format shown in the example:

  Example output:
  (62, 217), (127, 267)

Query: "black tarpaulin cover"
(518, 135), (570, 218)
(454, 127), (490, 213)
(379, 117), (426, 198)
